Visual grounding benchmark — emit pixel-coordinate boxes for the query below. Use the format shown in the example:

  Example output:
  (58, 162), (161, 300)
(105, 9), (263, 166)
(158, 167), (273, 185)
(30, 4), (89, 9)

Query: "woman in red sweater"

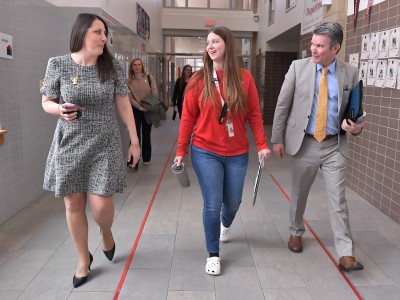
(174, 26), (271, 276)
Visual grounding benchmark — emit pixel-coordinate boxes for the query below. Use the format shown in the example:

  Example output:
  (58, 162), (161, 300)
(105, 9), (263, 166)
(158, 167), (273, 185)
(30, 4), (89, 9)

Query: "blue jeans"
(191, 145), (248, 253)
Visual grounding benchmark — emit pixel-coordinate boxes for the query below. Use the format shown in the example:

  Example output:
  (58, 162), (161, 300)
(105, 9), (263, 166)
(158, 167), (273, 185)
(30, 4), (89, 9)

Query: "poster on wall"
(367, 60), (378, 86)
(359, 61), (368, 84)
(389, 27), (400, 57)
(378, 30), (390, 59)
(361, 34), (370, 59)
(385, 59), (398, 88)
(137, 3), (150, 40)
(0, 32), (13, 59)
(375, 60), (387, 87)
(369, 32), (380, 59)
(302, 0), (323, 33)
(108, 28), (114, 47)
(349, 53), (360, 68)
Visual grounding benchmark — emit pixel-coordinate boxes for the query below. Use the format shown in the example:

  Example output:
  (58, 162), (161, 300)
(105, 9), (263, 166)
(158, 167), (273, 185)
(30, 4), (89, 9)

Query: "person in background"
(174, 26), (271, 276)
(126, 58), (158, 169)
(271, 22), (364, 272)
(40, 13), (140, 288)
(172, 64), (193, 119)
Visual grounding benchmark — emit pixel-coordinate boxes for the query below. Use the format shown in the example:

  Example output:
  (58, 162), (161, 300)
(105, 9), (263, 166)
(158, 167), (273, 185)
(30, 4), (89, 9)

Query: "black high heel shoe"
(103, 231), (115, 261)
(73, 252), (93, 288)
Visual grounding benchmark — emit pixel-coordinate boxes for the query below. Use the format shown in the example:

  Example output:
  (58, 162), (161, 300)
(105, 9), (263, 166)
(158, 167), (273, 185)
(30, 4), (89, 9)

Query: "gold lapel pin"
(71, 76), (78, 85)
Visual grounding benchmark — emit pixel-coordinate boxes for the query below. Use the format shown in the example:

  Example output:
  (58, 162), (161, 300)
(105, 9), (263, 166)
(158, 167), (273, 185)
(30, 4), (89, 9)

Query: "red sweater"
(176, 69), (268, 157)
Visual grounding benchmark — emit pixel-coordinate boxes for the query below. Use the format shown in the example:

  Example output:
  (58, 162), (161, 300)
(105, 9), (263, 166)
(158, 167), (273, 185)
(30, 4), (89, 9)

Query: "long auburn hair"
(70, 13), (115, 83)
(187, 26), (247, 114)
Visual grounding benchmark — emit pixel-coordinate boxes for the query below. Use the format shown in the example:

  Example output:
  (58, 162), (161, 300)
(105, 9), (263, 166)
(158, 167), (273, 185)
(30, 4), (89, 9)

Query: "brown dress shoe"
(339, 256), (364, 272)
(288, 235), (303, 253)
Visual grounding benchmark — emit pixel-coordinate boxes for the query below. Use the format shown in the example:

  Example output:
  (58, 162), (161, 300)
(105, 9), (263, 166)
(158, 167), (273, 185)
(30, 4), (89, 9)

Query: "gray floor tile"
(131, 234), (175, 268)
(243, 220), (285, 249)
(167, 291), (215, 300)
(252, 248), (306, 288)
(377, 262), (400, 286)
(262, 287), (312, 300)
(67, 291), (115, 300)
(169, 249), (214, 291)
(215, 267), (264, 300)
(353, 231), (400, 263)
(0, 249), (54, 290)
(174, 221), (205, 250)
(357, 285), (400, 300)
(0, 291), (22, 300)
(18, 268), (72, 300)
(118, 268), (170, 300)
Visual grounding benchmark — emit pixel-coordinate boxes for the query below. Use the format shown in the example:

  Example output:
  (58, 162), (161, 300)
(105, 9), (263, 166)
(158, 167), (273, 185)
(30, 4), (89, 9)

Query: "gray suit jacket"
(271, 57), (358, 158)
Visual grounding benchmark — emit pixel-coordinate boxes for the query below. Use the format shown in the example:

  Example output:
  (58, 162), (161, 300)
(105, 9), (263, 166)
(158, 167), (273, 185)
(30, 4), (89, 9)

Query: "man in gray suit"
(271, 22), (364, 271)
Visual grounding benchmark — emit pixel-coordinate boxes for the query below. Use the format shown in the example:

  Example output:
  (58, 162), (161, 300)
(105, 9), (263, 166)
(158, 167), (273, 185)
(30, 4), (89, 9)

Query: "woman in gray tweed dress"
(40, 13), (140, 288)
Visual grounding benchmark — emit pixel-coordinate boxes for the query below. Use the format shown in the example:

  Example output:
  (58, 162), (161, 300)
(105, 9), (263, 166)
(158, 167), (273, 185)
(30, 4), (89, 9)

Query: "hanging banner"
(354, 0), (360, 29)
(0, 32), (13, 60)
(366, 0), (373, 21)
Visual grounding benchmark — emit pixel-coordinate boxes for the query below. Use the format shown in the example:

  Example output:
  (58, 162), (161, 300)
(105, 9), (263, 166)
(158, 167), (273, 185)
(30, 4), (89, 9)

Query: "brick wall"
(345, 1), (400, 223)
(257, 52), (297, 125)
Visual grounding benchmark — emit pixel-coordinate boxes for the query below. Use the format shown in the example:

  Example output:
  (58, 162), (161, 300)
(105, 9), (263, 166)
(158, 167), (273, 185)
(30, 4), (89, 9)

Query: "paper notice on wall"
(378, 30), (390, 59)
(0, 32), (13, 59)
(375, 60), (387, 87)
(349, 53), (360, 68)
(359, 61), (368, 84)
(367, 60), (378, 86)
(369, 32), (380, 59)
(361, 34), (370, 59)
(385, 59), (398, 88)
(389, 27), (400, 57)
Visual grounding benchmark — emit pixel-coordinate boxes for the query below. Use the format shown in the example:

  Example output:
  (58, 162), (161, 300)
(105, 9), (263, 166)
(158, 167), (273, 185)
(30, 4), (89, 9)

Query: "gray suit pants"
(289, 136), (354, 257)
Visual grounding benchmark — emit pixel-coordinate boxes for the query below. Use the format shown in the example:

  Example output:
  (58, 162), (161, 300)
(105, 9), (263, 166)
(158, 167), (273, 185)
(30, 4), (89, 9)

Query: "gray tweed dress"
(40, 54), (128, 197)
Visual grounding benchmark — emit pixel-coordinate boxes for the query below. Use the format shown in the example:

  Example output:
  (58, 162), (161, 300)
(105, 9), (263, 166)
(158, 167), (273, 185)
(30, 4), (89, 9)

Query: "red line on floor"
(268, 172), (363, 300)
(113, 137), (177, 300)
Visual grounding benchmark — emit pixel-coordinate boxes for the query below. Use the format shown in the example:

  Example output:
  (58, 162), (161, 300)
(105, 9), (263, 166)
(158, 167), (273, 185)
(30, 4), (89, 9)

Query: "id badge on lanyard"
(213, 68), (234, 137)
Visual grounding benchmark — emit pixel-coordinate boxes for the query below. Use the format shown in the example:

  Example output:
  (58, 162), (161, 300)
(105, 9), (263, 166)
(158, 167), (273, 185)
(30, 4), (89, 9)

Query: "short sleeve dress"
(40, 54), (128, 198)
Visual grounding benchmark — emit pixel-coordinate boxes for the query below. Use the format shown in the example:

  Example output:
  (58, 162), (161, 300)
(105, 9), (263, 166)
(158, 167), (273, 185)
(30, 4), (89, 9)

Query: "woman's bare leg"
(88, 194), (115, 251)
(64, 192), (90, 277)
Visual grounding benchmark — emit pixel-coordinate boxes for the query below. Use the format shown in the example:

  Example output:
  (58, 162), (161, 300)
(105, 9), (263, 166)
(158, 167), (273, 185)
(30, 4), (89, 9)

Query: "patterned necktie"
(314, 67), (328, 143)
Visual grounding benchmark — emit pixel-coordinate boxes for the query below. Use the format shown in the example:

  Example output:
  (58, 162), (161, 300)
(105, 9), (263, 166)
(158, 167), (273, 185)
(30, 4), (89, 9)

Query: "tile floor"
(0, 113), (399, 300)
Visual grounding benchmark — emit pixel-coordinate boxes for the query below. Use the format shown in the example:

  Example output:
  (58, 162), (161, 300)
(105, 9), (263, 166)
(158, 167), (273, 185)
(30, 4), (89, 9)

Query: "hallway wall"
(0, 1), (96, 224)
(0, 0), (151, 225)
(345, 1), (400, 224)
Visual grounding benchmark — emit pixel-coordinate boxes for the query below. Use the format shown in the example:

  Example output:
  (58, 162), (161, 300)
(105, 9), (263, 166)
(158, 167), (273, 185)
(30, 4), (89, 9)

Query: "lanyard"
(212, 68), (225, 107)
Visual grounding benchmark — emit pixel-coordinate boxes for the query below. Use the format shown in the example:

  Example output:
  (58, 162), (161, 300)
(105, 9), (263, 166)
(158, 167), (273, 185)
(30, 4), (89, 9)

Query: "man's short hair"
(313, 22), (343, 49)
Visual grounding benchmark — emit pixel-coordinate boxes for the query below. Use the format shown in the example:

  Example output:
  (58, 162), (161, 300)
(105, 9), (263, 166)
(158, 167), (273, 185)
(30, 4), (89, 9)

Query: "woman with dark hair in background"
(126, 58), (158, 169)
(41, 13), (140, 288)
(172, 64), (192, 119)
(174, 26), (271, 276)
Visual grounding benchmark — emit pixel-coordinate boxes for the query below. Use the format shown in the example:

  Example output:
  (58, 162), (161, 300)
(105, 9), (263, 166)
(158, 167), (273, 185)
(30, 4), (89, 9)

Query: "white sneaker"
(205, 257), (221, 276)
(220, 223), (231, 242)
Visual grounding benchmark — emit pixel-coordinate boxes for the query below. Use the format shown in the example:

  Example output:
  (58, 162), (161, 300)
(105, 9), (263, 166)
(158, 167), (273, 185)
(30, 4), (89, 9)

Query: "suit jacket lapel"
(307, 59), (316, 108)
(336, 60), (345, 112)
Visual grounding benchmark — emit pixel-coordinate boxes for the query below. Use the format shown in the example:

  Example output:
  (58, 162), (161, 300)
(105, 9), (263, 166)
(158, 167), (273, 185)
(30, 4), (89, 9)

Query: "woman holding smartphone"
(40, 13), (140, 288)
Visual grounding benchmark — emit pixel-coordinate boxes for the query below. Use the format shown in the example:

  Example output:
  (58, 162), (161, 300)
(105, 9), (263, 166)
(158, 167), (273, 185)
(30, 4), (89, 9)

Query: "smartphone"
(61, 102), (84, 118)
(62, 102), (84, 111)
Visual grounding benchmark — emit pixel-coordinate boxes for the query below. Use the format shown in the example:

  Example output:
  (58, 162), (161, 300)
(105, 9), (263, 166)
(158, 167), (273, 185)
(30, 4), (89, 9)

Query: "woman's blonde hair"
(128, 58), (147, 80)
(187, 26), (247, 114)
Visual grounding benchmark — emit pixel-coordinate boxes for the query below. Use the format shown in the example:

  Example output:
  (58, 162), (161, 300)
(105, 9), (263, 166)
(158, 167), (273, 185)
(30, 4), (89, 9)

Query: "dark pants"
(133, 106), (152, 162)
